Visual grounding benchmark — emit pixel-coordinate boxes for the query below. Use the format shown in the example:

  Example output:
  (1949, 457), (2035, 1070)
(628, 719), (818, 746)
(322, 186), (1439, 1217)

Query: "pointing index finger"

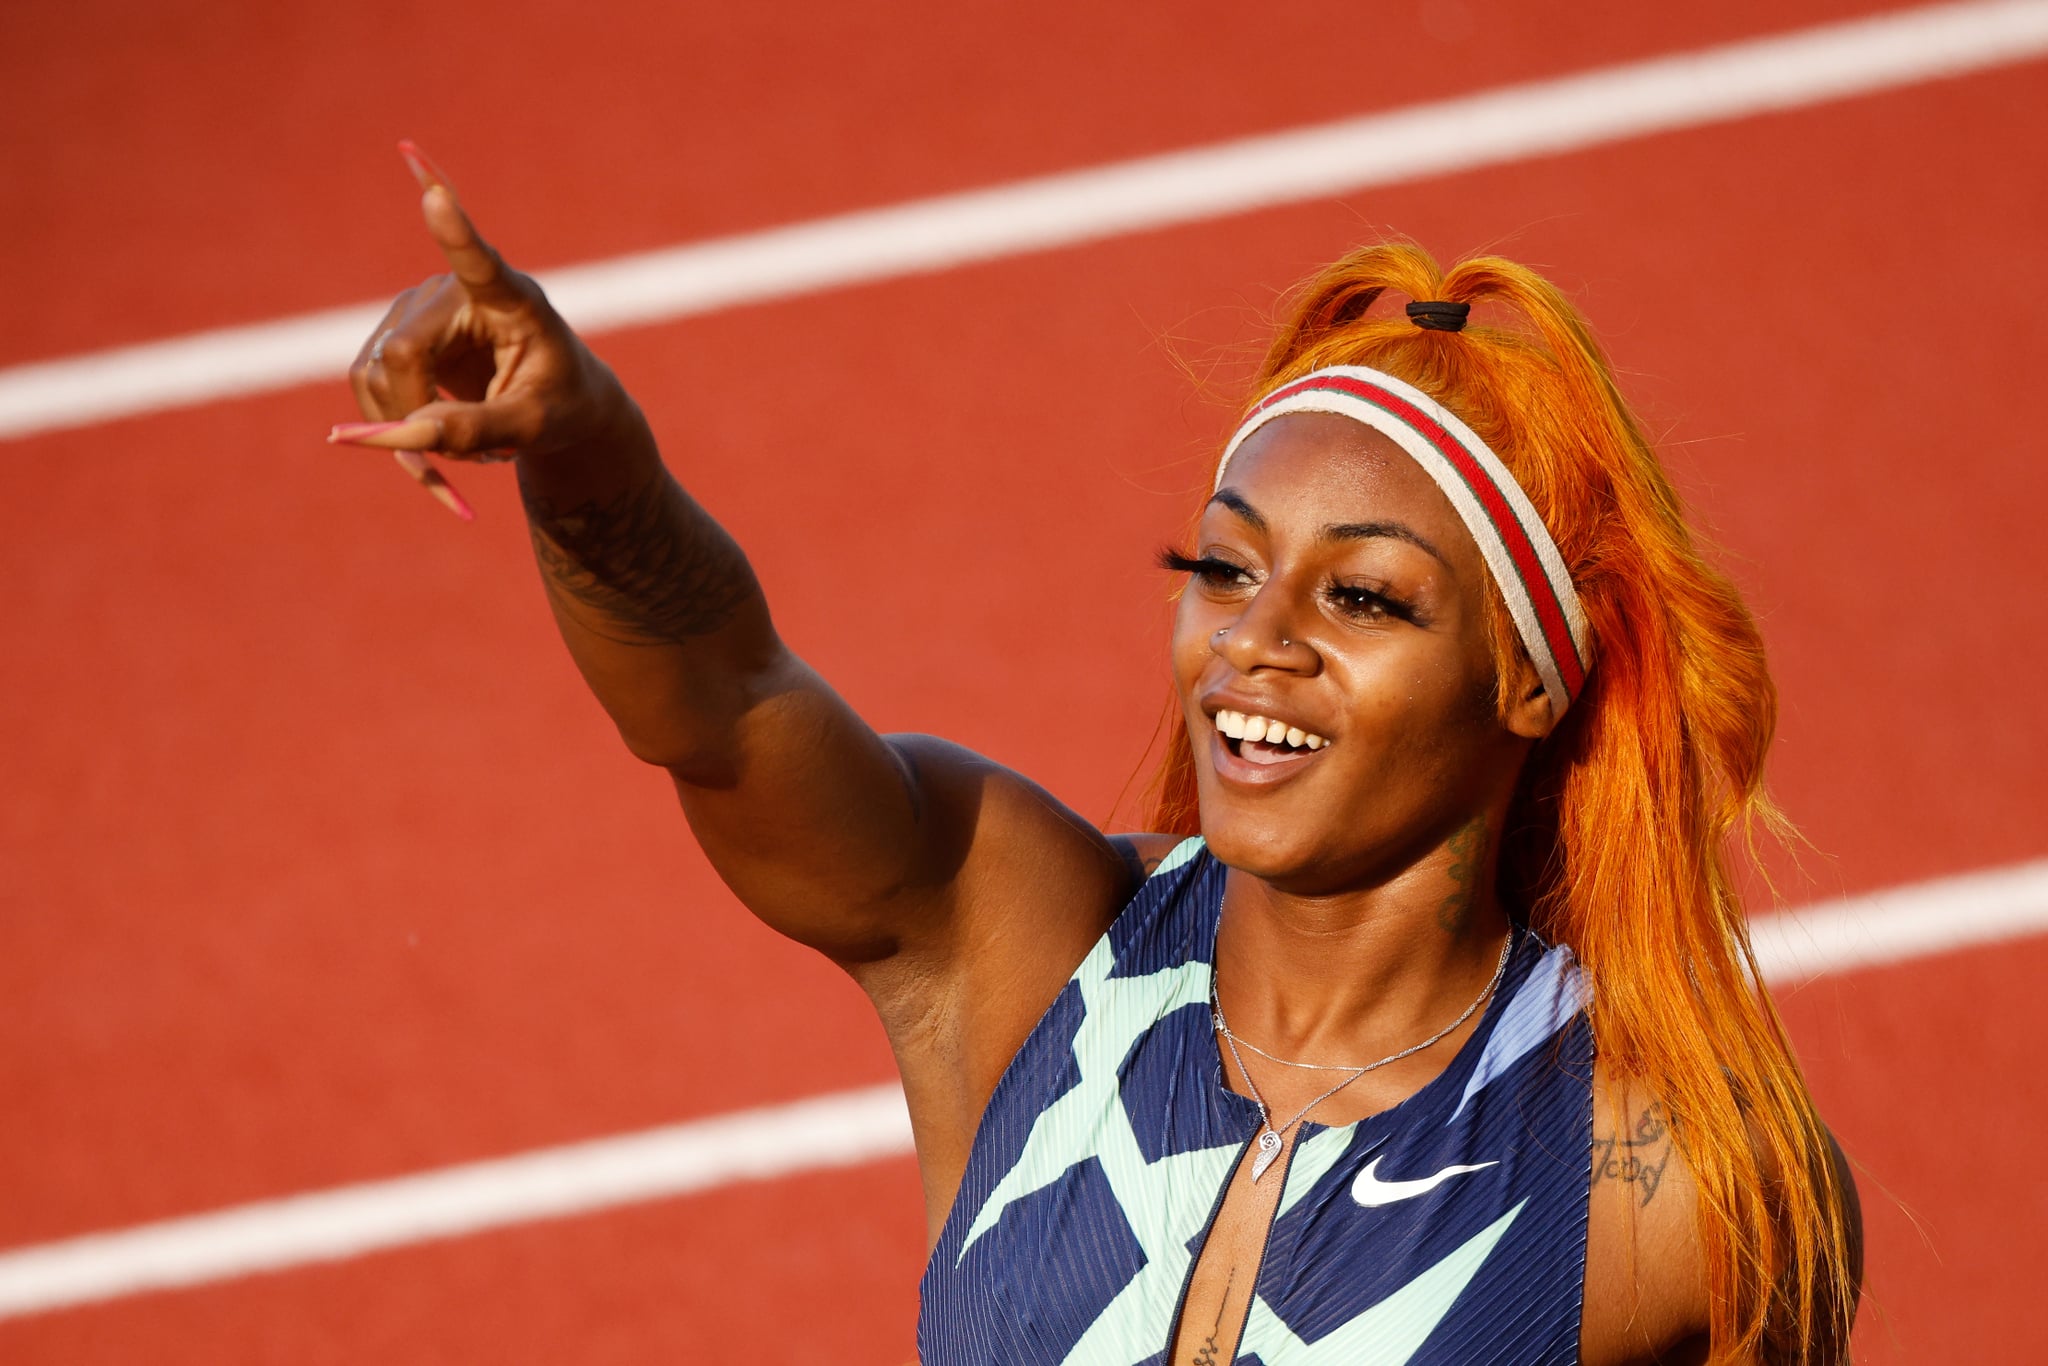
(397, 140), (517, 304)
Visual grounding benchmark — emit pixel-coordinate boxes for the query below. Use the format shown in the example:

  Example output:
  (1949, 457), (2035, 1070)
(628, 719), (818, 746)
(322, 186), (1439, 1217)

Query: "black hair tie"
(1406, 300), (1471, 332)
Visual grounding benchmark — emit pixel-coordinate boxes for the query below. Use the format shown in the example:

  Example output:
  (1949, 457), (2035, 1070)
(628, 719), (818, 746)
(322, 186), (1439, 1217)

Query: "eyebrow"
(1322, 519), (1449, 566)
(1208, 488), (1264, 531)
(1207, 489), (1450, 567)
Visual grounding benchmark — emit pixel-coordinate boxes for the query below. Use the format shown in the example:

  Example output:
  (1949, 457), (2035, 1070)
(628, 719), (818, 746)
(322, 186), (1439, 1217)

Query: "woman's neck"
(1210, 814), (1516, 1067)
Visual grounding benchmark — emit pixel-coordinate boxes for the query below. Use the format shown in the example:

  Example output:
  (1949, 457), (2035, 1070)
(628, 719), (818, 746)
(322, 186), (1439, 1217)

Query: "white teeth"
(1212, 709), (1329, 751)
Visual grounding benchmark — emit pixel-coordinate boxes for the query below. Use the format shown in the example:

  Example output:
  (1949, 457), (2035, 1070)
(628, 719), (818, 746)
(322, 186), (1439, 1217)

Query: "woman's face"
(1170, 412), (1538, 894)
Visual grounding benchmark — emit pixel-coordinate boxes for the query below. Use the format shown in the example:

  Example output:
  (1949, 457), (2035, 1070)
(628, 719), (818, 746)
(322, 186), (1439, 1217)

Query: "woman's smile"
(1170, 410), (1530, 882)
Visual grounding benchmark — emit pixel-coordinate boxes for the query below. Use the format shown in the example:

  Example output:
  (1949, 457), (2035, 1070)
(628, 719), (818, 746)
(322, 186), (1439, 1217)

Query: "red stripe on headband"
(1252, 373), (1586, 698)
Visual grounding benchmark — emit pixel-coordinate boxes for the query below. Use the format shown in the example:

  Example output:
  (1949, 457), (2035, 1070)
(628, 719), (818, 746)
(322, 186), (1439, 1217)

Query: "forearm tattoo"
(523, 474), (755, 645)
(1593, 1101), (1672, 1207)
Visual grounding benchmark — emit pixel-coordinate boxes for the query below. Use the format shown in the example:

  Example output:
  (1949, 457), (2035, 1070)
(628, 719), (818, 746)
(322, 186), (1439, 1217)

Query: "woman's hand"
(322, 146), (1152, 1235)
(336, 142), (642, 465)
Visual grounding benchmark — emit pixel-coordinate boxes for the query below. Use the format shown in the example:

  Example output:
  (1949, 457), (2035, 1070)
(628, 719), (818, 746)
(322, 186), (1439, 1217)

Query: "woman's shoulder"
(1580, 1064), (1710, 1366)
(1578, 1060), (1864, 1365)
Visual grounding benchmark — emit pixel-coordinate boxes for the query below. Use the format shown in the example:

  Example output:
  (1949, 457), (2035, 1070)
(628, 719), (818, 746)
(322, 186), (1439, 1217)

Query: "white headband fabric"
(1214, 365), (1591, 716)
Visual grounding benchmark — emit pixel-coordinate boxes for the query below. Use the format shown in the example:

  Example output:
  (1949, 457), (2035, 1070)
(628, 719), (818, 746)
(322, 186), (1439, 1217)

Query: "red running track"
(1, 2), (2044, 1361)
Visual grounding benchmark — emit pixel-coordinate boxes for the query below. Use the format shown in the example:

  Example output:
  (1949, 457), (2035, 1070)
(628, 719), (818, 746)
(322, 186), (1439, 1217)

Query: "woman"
(337, 149), (1860, 1363)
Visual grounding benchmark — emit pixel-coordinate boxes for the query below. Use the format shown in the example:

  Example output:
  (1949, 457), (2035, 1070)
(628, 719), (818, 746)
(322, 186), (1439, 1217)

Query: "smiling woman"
(335, 150), (1857, 1365)
(1141, 246), (1863, 1363)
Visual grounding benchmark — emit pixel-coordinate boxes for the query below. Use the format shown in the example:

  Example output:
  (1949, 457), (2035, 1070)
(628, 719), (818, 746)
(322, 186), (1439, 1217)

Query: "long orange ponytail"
(1150, 243), (1857, 1361)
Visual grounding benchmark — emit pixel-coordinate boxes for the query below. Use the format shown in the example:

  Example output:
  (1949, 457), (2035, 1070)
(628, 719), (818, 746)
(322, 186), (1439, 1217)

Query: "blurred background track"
(2, 2), (2043, 1360)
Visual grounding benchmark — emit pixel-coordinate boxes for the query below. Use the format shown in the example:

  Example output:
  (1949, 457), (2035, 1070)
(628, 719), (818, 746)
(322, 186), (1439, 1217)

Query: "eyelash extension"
(1155, 548), (1261, 593)
(1161, 546), (1424, 626)
(1157, 546), (1256, 586)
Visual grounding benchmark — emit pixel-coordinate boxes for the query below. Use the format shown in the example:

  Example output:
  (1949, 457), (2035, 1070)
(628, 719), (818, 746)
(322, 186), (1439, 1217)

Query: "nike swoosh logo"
(1350, 1155), (1499, 1208)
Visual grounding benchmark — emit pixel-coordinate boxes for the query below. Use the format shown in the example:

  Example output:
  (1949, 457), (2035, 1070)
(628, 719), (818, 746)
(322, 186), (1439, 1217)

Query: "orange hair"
(1150, 243), (1858, 1360)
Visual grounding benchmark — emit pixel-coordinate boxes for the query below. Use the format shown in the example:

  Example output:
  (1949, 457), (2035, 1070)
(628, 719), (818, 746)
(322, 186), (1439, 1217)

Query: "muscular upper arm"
(1582, 1070), (1710, 1366)
(660, 644), (1178, 1234)
(667, 648), (1135, 976)
(1580, 1066), (1864, 1366)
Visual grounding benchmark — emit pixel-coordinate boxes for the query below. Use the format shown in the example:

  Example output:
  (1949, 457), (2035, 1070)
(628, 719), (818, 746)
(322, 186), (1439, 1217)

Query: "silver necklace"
(1212, 930), (1514, 1182)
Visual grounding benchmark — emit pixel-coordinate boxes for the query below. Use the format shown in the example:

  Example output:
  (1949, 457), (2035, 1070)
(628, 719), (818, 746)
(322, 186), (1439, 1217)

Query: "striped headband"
(1214, 364), (1592, 716)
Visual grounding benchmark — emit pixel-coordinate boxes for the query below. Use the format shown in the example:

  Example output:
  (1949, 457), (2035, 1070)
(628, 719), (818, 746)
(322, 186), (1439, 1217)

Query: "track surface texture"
(2, 2), (2043, 1361)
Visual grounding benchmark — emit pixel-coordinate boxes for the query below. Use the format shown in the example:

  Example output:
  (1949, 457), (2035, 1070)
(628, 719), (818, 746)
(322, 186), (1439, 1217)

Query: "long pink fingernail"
(397, 139), (453, 193)
(391, 449), (476, 521)
(424, 478), (477, 522)
(329, 420), (400, 441)
(330, 417), (442, 449)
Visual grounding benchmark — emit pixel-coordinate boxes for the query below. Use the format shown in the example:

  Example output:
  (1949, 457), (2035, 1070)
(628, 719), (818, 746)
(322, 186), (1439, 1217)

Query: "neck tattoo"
(1211, 929), (1514, 1182)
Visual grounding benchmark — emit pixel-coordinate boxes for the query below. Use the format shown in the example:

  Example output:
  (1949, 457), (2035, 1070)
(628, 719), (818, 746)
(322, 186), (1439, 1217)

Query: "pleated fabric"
(918, 839), (1594, 1365)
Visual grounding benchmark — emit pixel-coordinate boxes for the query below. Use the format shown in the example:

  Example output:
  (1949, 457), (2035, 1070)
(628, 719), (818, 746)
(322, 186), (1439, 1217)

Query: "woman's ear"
(1502, 652), (1557, 740)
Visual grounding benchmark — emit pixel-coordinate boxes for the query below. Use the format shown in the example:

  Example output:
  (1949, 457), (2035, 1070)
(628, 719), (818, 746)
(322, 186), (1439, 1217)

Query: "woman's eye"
(1200, 559), (1256, 589)
(1326, 583), (1412, 623)
(1159, 549), (1256, 589)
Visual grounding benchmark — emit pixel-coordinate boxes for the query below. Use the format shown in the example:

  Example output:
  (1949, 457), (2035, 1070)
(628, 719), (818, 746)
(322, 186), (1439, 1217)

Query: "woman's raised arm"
(336, 149), (1133, 978)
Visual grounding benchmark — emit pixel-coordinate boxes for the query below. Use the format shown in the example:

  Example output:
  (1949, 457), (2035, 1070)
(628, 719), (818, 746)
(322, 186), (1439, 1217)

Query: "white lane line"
(1750, 857), (2048, 984)
(0, 1084), (913, 1322)
(5, 0), (2048, 442)
(2, 858), (2045, 1321)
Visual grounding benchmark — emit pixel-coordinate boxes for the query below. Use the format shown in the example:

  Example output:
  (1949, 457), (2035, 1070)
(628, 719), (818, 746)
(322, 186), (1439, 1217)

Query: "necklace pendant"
(1250, 1128), (1283, 1182)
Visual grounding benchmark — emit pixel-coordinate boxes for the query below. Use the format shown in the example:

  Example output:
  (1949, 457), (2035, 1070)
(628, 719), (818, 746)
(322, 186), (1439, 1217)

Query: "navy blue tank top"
(919, 838), (1595, 1364)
